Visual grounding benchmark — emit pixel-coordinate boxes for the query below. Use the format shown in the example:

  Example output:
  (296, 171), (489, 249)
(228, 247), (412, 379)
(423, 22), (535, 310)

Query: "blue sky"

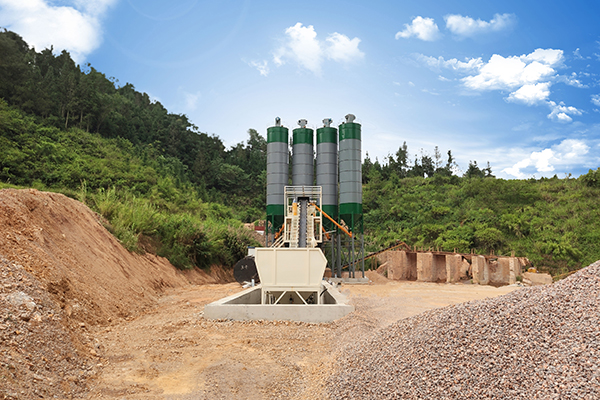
(1, 0), (600, 178)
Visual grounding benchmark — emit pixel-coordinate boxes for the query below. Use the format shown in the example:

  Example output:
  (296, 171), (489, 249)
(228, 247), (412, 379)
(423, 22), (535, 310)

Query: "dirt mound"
(0, 189), (219, 397)
(364, 269), (391, 284)
(329, 260), (600, 399)
(0, 189), (216, 325)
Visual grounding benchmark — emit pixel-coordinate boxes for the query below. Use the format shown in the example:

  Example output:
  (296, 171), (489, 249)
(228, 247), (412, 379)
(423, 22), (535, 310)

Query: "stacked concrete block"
(472, 255), (489, 285)
(433, 254), (447, 282)
(446, 254), (463, 283)
(417, 253), (434, 282)
(491, 258), (514, 286)
(377, 250), (418, 281)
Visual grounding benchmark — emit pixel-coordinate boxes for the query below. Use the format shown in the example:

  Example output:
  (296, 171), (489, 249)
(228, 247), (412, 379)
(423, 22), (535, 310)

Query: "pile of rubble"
(329, 260), (600, 399)
(0, 257), (95, 399)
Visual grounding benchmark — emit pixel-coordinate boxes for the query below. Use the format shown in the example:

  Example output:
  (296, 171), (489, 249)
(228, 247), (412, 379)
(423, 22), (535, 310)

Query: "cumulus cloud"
(461, 49), (563, 91)
(326, 32), (364, 63)
(414, 48), (584, 122)
(502, 139), (591, 178)
(0, 0), (116, 63)
(272, 23), (364, 75)
(507, 82), (551, 105)
(445, 13), (516, 37)
(591, 94), (600, 107)
(547, 101), (583, 123)
(395, 16), (440, 41)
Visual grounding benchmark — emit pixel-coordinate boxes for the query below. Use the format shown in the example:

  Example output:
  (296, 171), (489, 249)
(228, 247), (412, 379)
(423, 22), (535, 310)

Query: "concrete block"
(377, 250), (417, 281)
(472, 255), (489, 285)
(433, 254), (447, 282)
(522, 272), (553, 286)
(446, 254), (463, 283)
(490, 258), (511, 286)
(417, 253), (433, 282)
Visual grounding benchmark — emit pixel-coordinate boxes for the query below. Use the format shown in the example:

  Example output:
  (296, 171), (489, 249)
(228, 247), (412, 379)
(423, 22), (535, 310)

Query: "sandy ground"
(85, 280), (520, 399)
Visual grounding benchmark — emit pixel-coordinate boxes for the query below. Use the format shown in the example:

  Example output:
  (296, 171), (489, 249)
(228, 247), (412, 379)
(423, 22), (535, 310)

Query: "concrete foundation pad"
(329, 277), (370, 285)
(204, 282), (354, 323)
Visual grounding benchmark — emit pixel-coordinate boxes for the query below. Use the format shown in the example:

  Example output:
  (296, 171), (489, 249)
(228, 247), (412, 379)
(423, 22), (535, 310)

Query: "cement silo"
(316, 118), (338, 228)
(338, 114), (364, 278)
(266, 118), (289, 244)
(292, 119), (314, 186)
(338, 114), (362, 227)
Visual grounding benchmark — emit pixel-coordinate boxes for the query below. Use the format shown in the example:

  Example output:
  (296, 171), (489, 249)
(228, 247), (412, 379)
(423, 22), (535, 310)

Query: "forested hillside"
(1, 29), (599, 276)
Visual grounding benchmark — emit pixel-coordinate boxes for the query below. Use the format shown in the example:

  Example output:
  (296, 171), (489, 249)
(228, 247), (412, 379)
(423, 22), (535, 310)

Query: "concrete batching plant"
(205, 115), (363, 322)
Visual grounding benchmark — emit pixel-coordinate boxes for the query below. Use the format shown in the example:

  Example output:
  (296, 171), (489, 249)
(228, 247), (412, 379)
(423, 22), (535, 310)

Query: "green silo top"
(293, 128), (314, 145)
(316, 127), (337, 144)
(267, 126), (288, 143)
(339, 122), (361, 141)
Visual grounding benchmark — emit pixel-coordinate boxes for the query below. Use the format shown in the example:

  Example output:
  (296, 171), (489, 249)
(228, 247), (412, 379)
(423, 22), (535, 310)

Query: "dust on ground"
(85, 281), (518, 399)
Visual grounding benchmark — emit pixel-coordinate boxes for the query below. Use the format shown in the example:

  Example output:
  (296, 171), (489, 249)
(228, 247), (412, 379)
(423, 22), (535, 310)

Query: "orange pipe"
(310, 203), (353, 238)
(274, 224), (285, 239)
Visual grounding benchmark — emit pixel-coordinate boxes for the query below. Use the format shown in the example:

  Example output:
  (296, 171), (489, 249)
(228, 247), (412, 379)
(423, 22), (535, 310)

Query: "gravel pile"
(329, 261), (600, 399)
(0, 256), (96, 399)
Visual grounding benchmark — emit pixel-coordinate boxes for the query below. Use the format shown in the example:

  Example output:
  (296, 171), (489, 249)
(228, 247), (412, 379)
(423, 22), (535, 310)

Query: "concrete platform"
(329, 277), (370, 285)
(204, 281), (354, 323)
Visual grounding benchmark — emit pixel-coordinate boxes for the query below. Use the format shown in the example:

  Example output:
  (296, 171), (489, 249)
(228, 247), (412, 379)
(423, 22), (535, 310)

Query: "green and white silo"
(292, 119), (314, 186)
(316, 118), (338, 229)
(266, 118), (289, 244)
(338, 114), (364, 278)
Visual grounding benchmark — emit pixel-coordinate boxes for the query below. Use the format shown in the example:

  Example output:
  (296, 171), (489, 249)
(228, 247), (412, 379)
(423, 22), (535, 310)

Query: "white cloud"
(248, 60), (270, 77)
(272, 23), (364, 75)
(445, 13), (516, 37)
(273, 23), (323, 73)
(0, 0), (116, 63)
(502, 139), (591, 178)
(395, 16), (440, 41)
(507, 82), (551, 105)
(591, 94), (600, 107)
(462, 49), (562, 91)
(415, 54), (483, 73)
(326, 32), (364, 62)
(503, 158), (531, 179)
(557, 72), (587, 88)
(547, 101), (582, 123)
(530, 148), (555, 172)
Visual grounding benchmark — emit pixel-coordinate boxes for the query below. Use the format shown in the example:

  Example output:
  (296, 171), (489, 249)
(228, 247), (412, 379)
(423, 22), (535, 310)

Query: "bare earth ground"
(85, 280), (519, 399)
(0, 189), (520, 399)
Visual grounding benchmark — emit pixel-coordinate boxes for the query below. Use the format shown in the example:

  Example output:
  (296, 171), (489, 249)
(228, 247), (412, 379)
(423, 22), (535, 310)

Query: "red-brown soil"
(0, 189), (215, 398)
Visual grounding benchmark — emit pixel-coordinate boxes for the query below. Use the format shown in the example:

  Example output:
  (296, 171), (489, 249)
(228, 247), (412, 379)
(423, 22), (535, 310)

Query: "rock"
(522, 272), (553, 286)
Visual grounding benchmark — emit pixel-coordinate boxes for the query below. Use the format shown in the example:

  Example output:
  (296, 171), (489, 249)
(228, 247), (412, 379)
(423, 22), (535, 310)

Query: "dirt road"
(85, 280), (519, 399)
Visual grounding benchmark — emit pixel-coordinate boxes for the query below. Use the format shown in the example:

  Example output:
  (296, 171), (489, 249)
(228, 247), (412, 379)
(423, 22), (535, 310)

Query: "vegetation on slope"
(363, 154), (600, 276)
(0, 99), (258, 269)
